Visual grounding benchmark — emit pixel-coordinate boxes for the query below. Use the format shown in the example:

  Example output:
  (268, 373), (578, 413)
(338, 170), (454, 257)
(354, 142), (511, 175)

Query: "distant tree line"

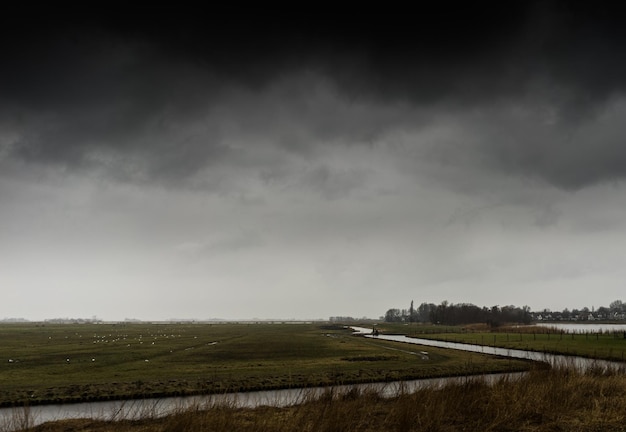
(384, 300), (532, 326)
(533, 299), (626, 322)
(385, 299), (626, 326)
(329, 316), (377, 323)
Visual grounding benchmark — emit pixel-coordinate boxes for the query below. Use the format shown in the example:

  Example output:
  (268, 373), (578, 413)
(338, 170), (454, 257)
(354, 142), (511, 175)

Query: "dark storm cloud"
(1, 29), (221, 166)
(3, 2), (626, 189)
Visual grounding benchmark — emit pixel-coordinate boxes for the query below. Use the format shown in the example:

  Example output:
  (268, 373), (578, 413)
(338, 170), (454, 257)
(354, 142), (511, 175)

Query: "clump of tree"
(384, 301), (438, 324)
(384, 300), (531, 326)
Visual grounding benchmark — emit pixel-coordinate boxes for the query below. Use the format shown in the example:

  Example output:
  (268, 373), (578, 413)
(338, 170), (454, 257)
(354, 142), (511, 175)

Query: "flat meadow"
(0, 322), (532, 406)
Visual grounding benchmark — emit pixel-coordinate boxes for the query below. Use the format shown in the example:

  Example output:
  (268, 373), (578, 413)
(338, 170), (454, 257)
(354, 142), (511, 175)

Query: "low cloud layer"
(2, 4), (626, 320)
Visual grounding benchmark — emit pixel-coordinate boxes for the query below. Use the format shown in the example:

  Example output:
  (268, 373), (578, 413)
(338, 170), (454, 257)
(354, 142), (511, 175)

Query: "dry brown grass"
(17, 368), (626, 432)
(461, 323), (491, 331)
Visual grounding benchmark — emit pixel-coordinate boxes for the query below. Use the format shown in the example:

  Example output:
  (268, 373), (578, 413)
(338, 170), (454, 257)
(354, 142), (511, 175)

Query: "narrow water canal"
(351, 326), (626, 372)
(0, 372), (522, 429)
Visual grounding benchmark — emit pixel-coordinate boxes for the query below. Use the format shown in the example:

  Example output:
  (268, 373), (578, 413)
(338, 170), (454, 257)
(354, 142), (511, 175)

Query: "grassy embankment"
(0, 323), (532, 407)
(378, 322), (626, 363)
(10, 368), (626, 432)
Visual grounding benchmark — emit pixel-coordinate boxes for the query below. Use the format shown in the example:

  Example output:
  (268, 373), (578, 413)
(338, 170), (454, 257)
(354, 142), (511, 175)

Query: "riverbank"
(0, 372), (528, 429)
(17, 368), (626, 432)
(404, 328), (626, 363)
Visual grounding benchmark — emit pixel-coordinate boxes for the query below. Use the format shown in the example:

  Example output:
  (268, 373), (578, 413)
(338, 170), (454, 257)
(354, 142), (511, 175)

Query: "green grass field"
(375, 323), (626, 362)
(0, 323), (532, 406)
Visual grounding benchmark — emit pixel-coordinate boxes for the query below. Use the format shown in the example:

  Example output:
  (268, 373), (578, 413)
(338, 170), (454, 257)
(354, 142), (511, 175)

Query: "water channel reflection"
(351, 326), (626, 372)
(0, 372), (523, 429)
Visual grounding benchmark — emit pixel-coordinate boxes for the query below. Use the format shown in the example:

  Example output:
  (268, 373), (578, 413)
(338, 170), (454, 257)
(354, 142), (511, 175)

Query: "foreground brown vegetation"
(13, 367), (626, 432)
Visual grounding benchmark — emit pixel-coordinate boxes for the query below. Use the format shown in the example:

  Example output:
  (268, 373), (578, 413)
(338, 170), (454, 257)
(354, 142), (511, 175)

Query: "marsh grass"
(16, 367), (626, 432)
(0, 405), (33, 432)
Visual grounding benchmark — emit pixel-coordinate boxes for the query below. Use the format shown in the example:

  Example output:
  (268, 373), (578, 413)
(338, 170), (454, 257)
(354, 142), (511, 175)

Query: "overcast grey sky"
(2, 3), (626, 320)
